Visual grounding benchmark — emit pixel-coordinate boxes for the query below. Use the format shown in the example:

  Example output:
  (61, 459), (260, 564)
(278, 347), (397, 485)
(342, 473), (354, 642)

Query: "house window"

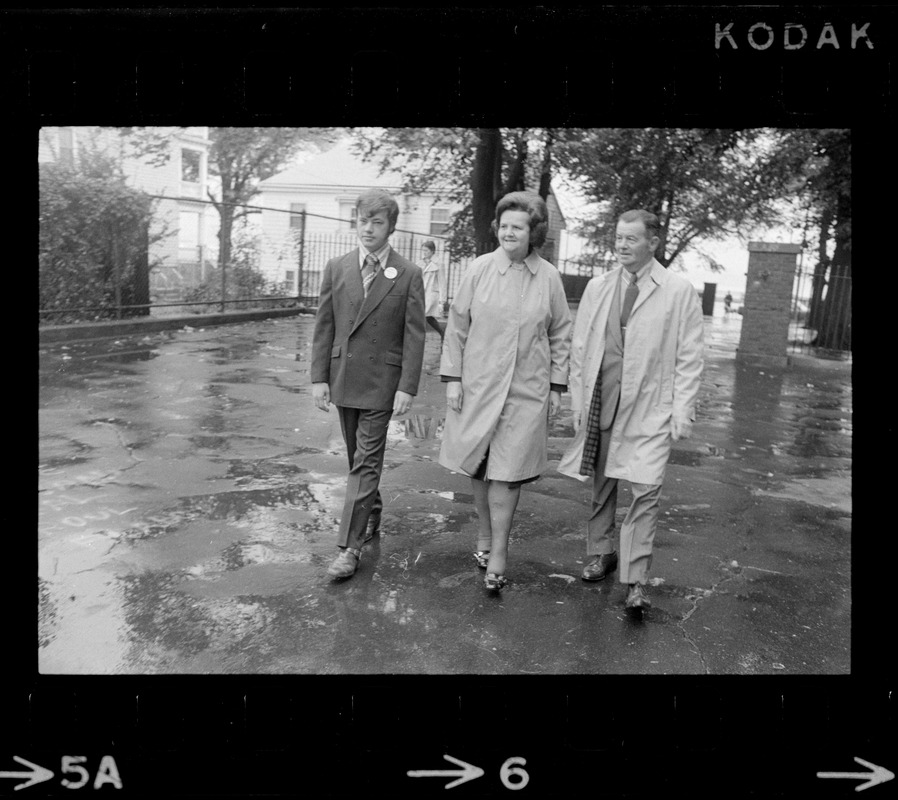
(289, 203), (306, 230)
(181, 149), (201, 183)
(285, 270), (296, 291)
(178, 210), (201, 262)
(339, 202), (357, 231)
(429, 207), (450, 236)
(58, 127), (74, 166)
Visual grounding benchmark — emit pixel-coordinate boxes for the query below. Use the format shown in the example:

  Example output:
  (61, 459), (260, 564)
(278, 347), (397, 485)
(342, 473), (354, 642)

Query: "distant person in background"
(724, 291), (733, 314)
(439, 191), (571, 593)
(419, 240), (446, 341)
(558, 209), (704, 614)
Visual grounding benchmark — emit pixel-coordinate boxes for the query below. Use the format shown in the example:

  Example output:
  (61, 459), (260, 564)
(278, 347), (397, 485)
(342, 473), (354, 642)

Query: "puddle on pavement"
(668, 450), (703, 467)
(118, 570), (249, 658)
(117, 484), (321, 545)
(210, 370), (260, 384)
(39, 438), (93, 465)
(189, 431), (290, 453)
(387, 415), (444, 443)
(226, 459), (310, 484)
(221, 541), (282, 571)
(415, 489), (474, 504)
(94, 349), (161, 364)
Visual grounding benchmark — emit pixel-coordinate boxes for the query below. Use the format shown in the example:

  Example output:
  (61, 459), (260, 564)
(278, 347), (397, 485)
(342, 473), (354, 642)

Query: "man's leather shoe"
(625, 583), (651, 610)
(363, 515), (381, 545)
(581, 552), (618, 581)
(327, 547), (360, 579)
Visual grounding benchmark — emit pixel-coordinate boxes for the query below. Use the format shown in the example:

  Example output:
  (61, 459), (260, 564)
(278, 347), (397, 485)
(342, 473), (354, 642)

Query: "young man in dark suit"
(311, 188), (426, 579)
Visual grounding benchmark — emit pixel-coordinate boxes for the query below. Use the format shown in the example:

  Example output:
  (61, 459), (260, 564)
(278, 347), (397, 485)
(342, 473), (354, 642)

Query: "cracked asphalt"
(37, 311), (851, 674)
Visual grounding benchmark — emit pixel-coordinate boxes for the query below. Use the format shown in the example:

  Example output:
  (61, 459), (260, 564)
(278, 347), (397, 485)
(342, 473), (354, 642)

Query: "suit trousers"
(336, 406), (391, 550)
(587, 426), (662, 585)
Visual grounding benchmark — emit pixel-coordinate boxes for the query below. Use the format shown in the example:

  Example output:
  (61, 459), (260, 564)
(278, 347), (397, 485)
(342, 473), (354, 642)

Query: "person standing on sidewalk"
(311, 188), (426, 580)
(419, 239), (446, 342)
(558, 209), (704, 612)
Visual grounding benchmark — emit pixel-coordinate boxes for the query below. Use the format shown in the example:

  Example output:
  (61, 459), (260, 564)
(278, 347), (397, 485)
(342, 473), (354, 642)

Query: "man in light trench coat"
(558, 209), (704, 611)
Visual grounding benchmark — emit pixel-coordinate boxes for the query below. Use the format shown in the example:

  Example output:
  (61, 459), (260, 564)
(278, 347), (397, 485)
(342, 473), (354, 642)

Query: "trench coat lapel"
(606, 271), (624, 350)
(628, 258), (664, 320)
(558, 269), (622, 481)
(351, 250), (405, 334)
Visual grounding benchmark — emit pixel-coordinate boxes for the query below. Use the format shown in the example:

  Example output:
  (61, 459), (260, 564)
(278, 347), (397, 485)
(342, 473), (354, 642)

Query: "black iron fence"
(39, 193), (617, 326)
(789, 256), (852, 358)
(283, 225), (474, 307)
(39, 200), (484, 324)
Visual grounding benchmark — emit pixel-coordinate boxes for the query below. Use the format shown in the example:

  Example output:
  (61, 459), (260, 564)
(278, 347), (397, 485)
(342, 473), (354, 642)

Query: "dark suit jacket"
(311, 248), (426, 411)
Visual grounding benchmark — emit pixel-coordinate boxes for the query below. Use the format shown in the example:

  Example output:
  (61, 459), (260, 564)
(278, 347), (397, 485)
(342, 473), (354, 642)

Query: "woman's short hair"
(492, 191), (549, 249)
(618, 209), (661, 241)
(356, 188), (400, 229)
(422, 240), (436, 253)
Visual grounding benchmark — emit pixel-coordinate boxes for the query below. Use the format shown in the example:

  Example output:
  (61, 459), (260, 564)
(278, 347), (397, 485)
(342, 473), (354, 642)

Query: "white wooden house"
(255, 138), (461, 292)
(256, 138), (567, 295)
(38, 126), (218, 299)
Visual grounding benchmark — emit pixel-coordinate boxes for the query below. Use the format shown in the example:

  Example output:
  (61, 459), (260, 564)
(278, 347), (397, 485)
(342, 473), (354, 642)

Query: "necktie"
(362, 254), (379, 297)
(620, 272), (639, 328)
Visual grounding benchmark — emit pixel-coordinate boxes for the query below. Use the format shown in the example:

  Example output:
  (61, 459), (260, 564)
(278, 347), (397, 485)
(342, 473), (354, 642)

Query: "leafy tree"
(122, 126), (340, 272)
(775, 129), (850, 351)
(182, 228), (271, 311)
(553, 128), (798, 267)
(206, 127), (339, 270)
(345, 126), (852, 351)
(39, 147), (161, 324)
(350, 127), (557, 257)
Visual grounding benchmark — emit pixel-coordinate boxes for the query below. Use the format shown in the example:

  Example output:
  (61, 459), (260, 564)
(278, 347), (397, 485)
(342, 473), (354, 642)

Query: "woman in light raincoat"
(438, 191), (572, 592)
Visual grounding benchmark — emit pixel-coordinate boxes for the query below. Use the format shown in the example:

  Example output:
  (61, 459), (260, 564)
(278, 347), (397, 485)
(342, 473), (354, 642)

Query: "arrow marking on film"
(817, 756), (895, 792)
(0, 756), (55, 791)
(408, 754), (484, 789)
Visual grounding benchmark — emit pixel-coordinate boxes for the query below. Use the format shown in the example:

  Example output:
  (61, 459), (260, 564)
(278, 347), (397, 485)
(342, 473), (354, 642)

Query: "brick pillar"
(736, 242), (801, 367)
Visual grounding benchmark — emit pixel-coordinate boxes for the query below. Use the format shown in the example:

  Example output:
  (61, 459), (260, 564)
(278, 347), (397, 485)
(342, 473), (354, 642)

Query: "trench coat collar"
(648, 258), (669, 285)
(626, 258), (667, 319)
(494, 246), (540, 275)
(616, 258), (666, 286)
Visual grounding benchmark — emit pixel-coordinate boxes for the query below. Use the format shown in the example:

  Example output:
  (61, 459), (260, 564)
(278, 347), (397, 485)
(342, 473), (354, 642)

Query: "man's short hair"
(492, 191), (550, 249)
(422, 240), (436, 253)
(356, 189), (400, 229)
(618, 209), (661, 241)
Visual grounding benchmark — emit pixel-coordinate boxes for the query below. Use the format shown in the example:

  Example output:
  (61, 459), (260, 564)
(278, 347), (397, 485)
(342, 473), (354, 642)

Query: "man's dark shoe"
(327, 547), (361, 579)
(625, 583), (651, 610)
(581, 552), (618, 581)
(363, 515), (381, 545)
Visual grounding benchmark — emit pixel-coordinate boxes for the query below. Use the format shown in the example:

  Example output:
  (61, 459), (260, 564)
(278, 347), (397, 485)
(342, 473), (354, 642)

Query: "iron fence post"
(298, 210), (306, 303)
(112, 232), (122, 320)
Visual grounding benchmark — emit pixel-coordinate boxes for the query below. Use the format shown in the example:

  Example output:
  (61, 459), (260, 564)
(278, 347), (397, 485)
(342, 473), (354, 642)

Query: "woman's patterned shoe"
(484, 573), (507, 592)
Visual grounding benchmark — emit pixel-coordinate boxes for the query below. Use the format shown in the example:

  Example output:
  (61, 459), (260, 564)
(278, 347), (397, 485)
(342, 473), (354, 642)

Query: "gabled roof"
(546, 191), (566, 228)
(261, 138), (401, 191)
(261, 135), (567, 230)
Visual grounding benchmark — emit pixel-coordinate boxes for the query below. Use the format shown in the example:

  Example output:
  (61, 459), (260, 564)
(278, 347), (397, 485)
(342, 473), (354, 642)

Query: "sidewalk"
(37, 312), (851, 674)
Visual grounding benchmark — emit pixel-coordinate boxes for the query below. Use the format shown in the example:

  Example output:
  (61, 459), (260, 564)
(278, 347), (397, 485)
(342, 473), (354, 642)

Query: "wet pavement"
(37, 312), (851, 674)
